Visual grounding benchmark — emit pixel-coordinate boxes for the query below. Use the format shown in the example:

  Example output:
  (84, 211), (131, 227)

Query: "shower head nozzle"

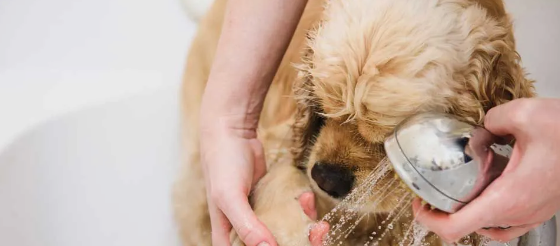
(383, 112), (512, 213)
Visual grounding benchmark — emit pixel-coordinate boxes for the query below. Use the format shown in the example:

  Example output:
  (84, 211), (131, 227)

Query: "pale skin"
(199, 0), (308, 245)
(199, 0), (560, 245)
(411, 98), (560, 244)
(306, 99), (560, 245)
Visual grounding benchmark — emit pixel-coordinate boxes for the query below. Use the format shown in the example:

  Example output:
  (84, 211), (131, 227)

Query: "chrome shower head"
(384, 112), (512, 213)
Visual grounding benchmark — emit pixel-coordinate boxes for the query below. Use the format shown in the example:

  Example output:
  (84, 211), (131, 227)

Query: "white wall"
(504, 0), (560, 98)
(0, 0), (196, 150)
(0, 87), (184, 246)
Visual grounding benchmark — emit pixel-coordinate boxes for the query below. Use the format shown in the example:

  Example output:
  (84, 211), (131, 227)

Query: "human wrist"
(199, 77), (266, 137)
(199, 109), (260, 139)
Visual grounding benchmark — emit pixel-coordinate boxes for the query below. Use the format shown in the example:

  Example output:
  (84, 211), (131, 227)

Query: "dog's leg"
(173, 0), (227, 245)
(173, 152), (212, 246)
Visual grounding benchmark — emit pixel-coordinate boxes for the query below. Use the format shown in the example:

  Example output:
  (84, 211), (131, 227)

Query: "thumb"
(484, 100), (531, 140)
(219, 191), (277, 246)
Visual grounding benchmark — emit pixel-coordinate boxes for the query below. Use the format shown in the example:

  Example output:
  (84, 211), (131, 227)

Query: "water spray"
(383, 112), (556, 245)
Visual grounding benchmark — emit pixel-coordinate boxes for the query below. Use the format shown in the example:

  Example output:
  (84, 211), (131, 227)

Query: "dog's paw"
(227, 163), (316, 246)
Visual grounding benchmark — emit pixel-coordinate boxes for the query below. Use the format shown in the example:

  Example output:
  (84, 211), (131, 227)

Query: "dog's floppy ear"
(291, 47), (325, 169)
(467, 15), (535, 116)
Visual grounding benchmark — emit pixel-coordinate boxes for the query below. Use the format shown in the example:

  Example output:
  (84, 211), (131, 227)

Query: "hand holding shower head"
(383, 112), (512, 213)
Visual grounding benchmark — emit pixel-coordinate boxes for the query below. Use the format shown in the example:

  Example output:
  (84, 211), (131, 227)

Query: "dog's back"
(174, 0), (533, 245)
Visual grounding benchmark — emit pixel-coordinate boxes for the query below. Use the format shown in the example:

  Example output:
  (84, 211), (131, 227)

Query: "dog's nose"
(311, 162), (355, 198)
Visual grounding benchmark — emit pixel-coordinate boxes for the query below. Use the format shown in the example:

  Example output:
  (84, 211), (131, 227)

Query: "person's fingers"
(208, 199), (234, 246)
(249, 139), (267, 186)
(217, 191), (277, 246)
(484, 99), (532, 138)
(412, 191), (500, 243)
(476, 223), (541, 243)
(309, 221), (329, 246)
(299, 192), (317, 220)
(412, 199), (460, 243)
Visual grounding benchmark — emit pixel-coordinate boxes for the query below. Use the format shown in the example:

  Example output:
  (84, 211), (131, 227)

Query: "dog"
(173, 0), (535, 245)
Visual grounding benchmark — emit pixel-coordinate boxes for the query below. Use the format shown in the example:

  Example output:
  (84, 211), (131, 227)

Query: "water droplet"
(317, 162), (407, 244)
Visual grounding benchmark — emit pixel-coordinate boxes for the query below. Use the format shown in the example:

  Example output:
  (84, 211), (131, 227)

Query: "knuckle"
(236, 224), (258, 245)
(509, 99), (535, 128)
(506, 214), (532, 226)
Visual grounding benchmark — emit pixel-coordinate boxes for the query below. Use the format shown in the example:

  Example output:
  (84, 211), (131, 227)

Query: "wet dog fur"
(173, 0), (535, 245)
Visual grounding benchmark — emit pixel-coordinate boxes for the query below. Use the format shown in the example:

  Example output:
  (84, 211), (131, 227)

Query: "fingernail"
(257, 242), (270, 246)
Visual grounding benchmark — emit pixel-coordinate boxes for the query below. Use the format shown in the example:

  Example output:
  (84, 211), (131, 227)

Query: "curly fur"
(175, 0), (535, 245)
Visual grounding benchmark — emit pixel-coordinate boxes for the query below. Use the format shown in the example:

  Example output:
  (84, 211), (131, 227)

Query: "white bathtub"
(0, 85), (184, 246)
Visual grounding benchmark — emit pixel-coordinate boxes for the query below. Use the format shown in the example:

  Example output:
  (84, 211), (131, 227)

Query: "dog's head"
(292, 0), (535, 214)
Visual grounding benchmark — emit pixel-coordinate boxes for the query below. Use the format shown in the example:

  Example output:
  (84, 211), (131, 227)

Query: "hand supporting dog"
(228, 162), (319, 246)
(199, 0), (310, 245)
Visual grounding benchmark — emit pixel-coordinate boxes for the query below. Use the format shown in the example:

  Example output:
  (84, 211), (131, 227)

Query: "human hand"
(308, 221), (330, 246)
(412, 98), (560, 243)
(298, 192), (330, 246)
(200, 123), (276, 246)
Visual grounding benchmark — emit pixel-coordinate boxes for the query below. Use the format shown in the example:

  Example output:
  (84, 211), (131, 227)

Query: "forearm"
(200, 0), (308, 131)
